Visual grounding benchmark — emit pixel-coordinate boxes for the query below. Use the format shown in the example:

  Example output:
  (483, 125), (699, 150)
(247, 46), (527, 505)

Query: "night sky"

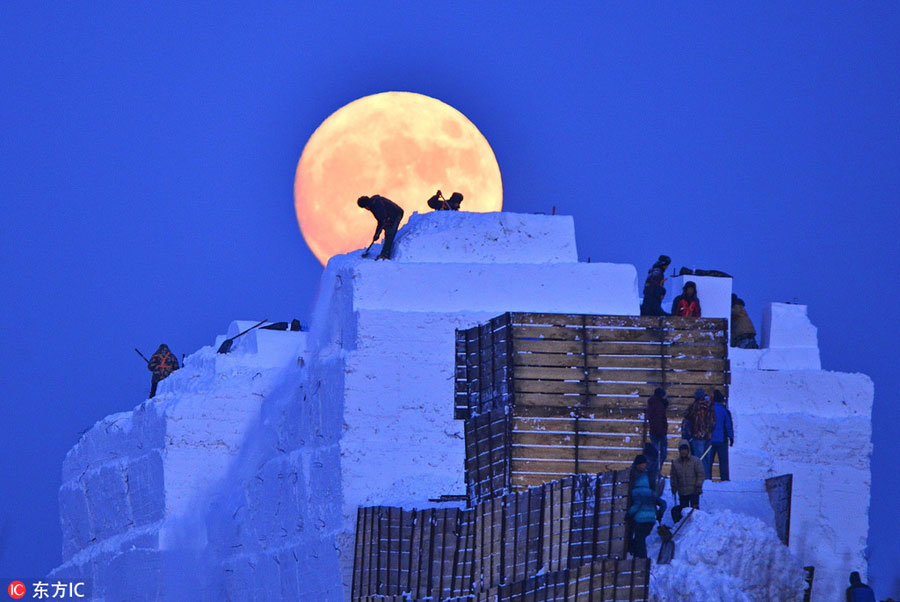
(2, 3), (898, 595)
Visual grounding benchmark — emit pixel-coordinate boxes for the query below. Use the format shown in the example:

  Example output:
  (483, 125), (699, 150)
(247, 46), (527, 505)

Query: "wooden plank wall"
(765, 474), (793, 546)
(352, 472), (633, 601)
(455, 314), (514, 420)
(464, 408), (510, 503)
(457, 313), (730, 498)
(353, 558), (649, 602)
(494, 558), (650, 602)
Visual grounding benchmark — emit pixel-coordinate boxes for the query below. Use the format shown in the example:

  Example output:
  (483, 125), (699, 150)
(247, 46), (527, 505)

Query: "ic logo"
(7, 581), (26, 599)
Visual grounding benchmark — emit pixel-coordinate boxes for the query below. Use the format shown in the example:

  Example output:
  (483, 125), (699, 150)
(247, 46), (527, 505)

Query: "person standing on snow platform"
(846, 571), (876, 602)
(148, 343), (179, 398)
(731, 293), (759, 348)
(671, 280), (701, 317)
(640, 255), (671, 316)
(358, 195), (404, 260)
(709, 389), (734, 481)
(626, 454), (666, 560)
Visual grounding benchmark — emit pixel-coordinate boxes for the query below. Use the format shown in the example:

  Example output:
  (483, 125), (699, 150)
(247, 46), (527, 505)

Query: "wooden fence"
(765, 474), (793, 545)
(457, 313), (730, 501)
(353, 557), (650, 602)
(352, 472), (635, 601)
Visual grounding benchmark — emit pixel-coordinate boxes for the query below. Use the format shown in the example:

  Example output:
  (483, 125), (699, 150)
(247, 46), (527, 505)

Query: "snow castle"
(50, 212), (872, 602)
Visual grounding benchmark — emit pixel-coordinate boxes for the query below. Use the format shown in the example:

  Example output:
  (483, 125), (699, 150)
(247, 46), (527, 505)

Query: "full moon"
(294, 92), (503, 265)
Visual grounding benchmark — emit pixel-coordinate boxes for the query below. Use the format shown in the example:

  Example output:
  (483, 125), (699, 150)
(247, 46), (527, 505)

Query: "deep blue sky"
(2, 2), (898, 595)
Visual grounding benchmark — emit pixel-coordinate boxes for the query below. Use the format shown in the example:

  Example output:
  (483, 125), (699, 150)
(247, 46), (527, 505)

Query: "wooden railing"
(351, 471), (642, 602)
(352, 557), (650, 602)
(457, 313), (730, 501)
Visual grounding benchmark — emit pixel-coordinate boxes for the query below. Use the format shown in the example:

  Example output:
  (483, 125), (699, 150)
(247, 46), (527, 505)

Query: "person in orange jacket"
(148, 343), (179, 398)
(671, 281), (701, 317)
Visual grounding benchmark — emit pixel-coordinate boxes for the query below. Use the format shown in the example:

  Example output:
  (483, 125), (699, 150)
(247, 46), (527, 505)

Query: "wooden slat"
(512, 323), (725, 344)
(512, 431), (647, 449)
(513, 444), (646, 461)
(514, 353), (727, 372)
(511, 338), (727, 358)
(662, 315), (727, 330)
(512, 464), (633, 483)
(513, 416), (644, 435)
(353, 508), (364, 598)
(668, 342), (728, 358)
(513, 366), (590, 381)
(515, 393), (646, 411)
(510, 313), (649, 328)
(513, 447), (647, 468)
(515, 381), (716, 398)
(511, 325), (584, 340)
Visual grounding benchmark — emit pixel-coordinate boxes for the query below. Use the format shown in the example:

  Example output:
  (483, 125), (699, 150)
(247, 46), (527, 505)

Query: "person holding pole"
(141, 344), (179, 398)
(357, 195), (404, 260)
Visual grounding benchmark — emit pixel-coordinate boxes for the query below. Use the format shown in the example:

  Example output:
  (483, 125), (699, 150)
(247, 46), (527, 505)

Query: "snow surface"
(675, 479), (776, 531)
(648, 510), (807, 602)
(50, 212), (872, 602)
(390, 211), (579, 263)
(728, 368), (873, 601)
(729, 302), (821, 371)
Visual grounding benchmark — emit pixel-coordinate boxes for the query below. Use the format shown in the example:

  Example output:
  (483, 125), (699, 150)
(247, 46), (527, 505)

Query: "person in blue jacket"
(846, 571), (876, 602)
(627, 454), (666, 560)
(710, 389), (735, 481)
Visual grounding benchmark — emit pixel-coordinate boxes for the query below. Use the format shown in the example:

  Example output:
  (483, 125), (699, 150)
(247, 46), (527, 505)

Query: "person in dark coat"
(148, 343), (179, 398)
(627, 454), (666, 559)
(640, 255), (671, 316)
(646, 387), (669, 486)
(685, 389), (715, 477)
(357, 195), (405, 260)
(426, 190), (463, 211)
(709, 390), (734, 481)
(672, 281), (701, 317)
(731, 294), (759, 348)
(642, 441), (660, 494)
(846, 571), (876, 602)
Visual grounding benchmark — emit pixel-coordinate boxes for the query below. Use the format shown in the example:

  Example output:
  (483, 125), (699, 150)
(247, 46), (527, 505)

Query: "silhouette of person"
(358, 195), (404, 260)
(427, 190), (463, 211)
(641, 255), (671, 316)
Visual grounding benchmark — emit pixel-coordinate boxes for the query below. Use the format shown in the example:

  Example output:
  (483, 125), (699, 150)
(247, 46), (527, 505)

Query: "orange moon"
(294, 91), (503, 265)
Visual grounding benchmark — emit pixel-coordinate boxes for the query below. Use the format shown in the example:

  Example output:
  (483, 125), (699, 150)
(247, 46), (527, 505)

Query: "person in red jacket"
(148, 343), (179, 398)
(671, 281), (702, 317)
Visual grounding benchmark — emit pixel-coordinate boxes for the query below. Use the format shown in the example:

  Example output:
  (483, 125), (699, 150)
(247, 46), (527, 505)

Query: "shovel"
(217, 319), (267, 354)
(658, 508), (694, 564)
(361, 238), (377, 258)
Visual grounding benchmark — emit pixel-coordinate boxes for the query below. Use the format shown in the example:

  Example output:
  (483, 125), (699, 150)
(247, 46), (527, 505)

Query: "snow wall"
(50, 211), (871, 602)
